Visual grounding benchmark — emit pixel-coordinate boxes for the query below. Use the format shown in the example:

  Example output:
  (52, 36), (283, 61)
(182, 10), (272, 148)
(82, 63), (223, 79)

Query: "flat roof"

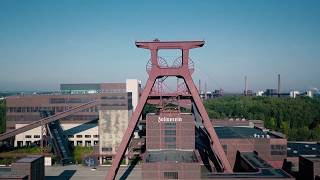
(215, 126), (278, 139)
(241, 152), (273, 168)
(287, 142), (320, 157)
(145, 150), (198, 163)
(204, 152), (292, 179)
(15, 155), (43, 163)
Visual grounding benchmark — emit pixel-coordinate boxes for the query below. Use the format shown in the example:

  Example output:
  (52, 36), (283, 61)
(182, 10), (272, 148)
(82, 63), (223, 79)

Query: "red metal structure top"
(106, 40), (232, 180)
(135, 40), (205, 49)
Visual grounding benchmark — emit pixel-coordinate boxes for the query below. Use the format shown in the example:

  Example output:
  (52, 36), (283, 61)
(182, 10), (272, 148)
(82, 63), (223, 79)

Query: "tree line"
(204, 96), (320, 141)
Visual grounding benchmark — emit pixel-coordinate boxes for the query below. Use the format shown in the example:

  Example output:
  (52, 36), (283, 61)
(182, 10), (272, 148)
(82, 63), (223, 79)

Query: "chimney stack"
(244, 76), (247, 96)
(205, 82), (207, 99)
(278, 74), (281, 97)
(199, 79), (201, 94)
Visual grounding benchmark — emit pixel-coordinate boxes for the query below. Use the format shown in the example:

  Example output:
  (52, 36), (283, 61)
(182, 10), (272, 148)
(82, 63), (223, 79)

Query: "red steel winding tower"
(106, 40), (232, 180)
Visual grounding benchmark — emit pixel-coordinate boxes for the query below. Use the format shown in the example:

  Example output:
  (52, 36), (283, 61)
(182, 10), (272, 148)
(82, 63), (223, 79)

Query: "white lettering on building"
(158, 117), (182, 123)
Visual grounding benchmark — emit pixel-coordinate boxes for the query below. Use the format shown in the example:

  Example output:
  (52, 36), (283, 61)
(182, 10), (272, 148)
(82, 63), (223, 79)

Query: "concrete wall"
(126, 79), (140, 111)
(99, 109), (131, 155)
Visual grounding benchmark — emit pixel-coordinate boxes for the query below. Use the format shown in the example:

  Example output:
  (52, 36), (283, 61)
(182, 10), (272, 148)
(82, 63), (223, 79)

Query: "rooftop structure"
(0, 155), (44, 180)
(215, 126), (275, 139)
(287, 142), (320, 157)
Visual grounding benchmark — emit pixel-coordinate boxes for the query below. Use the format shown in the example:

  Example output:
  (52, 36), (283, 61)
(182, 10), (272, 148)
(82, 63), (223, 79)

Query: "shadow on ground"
(45, 170), (76, 180)
(119, 157), (140, 180)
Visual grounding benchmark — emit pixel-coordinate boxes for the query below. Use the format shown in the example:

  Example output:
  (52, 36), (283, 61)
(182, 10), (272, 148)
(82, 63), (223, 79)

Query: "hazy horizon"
(1, 0), (319, 92)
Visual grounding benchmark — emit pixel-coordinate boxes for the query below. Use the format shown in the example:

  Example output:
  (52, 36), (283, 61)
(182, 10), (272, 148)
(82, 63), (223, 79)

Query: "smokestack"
(244, 76), (247, 96)
(205, 82), (207, 99)
(278, 74), (280, 97)
(199, 79), (201, 94)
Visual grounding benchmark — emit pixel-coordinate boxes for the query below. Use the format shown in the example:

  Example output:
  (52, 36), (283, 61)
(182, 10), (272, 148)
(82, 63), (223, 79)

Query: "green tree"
(204, 96), (320, 141)
(72, 146), (93, 164)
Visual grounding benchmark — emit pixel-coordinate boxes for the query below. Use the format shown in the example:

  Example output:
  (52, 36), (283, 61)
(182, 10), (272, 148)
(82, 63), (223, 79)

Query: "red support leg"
(183, 73), (233, 172)
(105, 75), (156, 180)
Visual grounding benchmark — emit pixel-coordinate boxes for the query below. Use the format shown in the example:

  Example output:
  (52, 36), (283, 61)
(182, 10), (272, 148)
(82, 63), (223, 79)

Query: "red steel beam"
(105, 75), (156, 180)
(183, 73), (233, 172)
(135, 41), (204, 49)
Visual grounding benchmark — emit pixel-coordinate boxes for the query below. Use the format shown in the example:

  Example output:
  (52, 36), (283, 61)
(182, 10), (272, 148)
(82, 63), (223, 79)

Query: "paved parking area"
(45, 165), (142, 180)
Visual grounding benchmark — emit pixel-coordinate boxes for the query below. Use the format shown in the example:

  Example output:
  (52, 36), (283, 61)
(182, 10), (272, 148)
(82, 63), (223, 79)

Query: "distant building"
(256, 90), (264, 96)
(204, 89), (224, 99)
(306, 90), (313, 98)
(290, 91), (300, 98)
(244, 89), (253, 96)
(265, 89), (278, 97)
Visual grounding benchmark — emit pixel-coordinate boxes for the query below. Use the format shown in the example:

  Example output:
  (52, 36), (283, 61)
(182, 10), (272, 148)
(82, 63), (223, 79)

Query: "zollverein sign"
(158, 116), (182, 123)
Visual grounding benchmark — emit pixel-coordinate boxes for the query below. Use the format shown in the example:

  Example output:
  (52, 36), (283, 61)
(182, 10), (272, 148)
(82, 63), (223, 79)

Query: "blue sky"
(0, 0), (319, 92)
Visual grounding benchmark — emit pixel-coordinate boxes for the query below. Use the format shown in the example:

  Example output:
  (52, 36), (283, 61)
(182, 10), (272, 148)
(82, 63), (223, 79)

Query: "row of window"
(100, 103), (127, 107)
(25, 134), (99, 139)
(50, 98), (94, 104)
(164, 130), (176, 136)
(164, 123), (176, 129)
(222, 144), (287, 156)
(61, 115), (99, 121)
(271, 144), (286, 150)
(25, 135), (40, 138)
(164, 172), (178, 179)
(71, 140), (99, 146)
(102, 147), (113, 152)
(271, 151), (286, 155)
(101, 96), (126, 100)
(7, 106), (98, 113)
(67, 135), (99, 138)
(270, 144), (286, 156)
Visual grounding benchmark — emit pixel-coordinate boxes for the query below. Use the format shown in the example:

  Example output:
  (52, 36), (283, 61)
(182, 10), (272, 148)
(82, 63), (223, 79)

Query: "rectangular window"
(76, 135), (83, 138)
(85, 135), (91, 138)
(166, 144), (176, 149)
(102, 147), (113, 152)
(164, 137), (176, 143)
(68, 135), (74, 138)
(93, 135), (99, 138)
(85, 141), (92, 147)
(25, 135), (32, 138)
(271, 151), (286, 155)
(164, 130), (176, 136)
(270, 144), (286, 156)
(164, 123), (176, 129)
(77, 141), (83, 146)
(34, 135), (40, 138)
(164, 172), (178, 179)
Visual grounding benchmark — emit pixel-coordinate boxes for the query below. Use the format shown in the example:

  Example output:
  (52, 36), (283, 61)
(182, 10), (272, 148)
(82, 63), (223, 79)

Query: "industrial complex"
(0, 40), (319, 180)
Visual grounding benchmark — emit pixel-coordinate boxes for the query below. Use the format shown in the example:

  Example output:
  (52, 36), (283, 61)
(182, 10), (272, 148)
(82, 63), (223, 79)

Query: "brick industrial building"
(4, 79), (141, 163)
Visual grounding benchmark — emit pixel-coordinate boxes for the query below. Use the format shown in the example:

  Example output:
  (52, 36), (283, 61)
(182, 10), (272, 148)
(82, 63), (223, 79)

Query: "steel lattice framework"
(106, 40), (232, 180)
